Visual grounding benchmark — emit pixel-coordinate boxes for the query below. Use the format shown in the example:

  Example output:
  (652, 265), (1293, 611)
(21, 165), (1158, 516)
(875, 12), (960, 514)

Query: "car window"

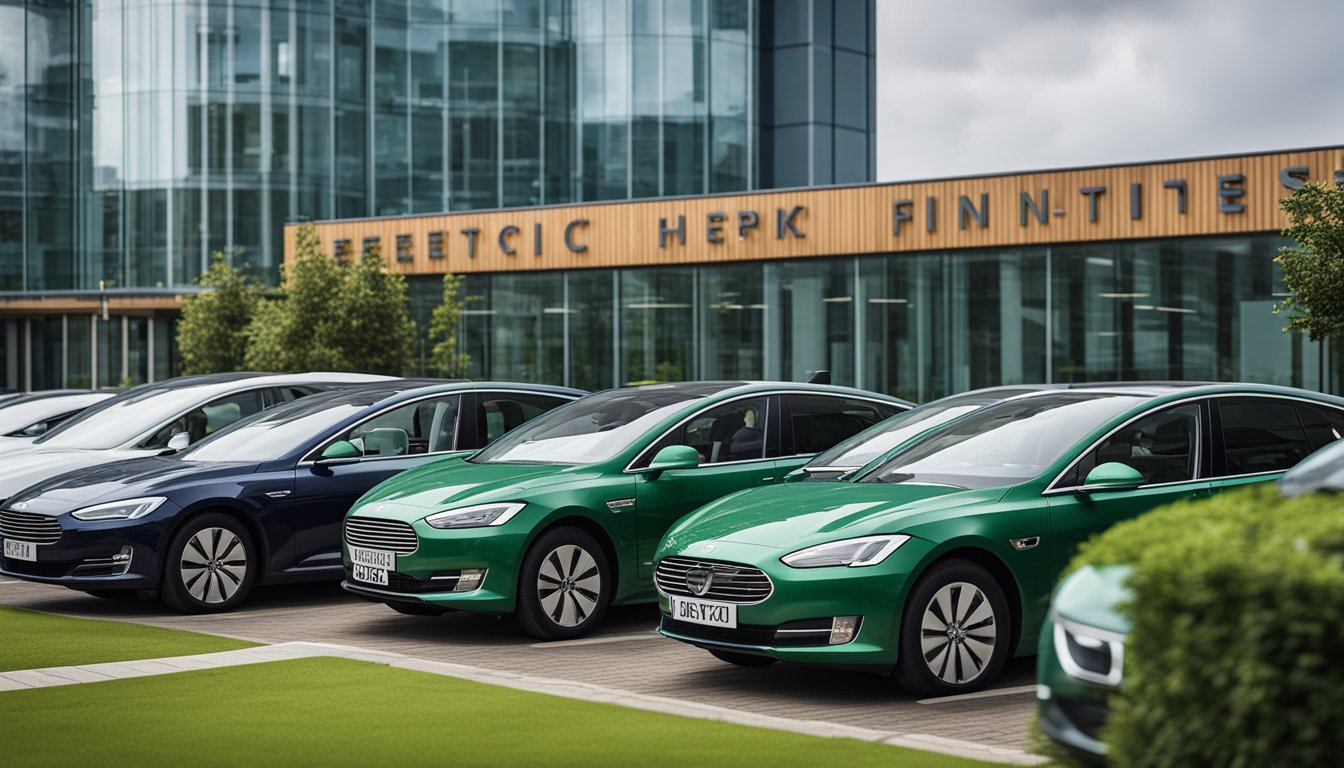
(140, 390), (266, 450)
(472, 388), (701, 465)
(1219, 398), (1313, 476)
(787, 395), (896, 455)
(343, 395), (461, 457)
(476, 394), (569, 446)
(279, 387), (317, 402)
(1294, 403), (1344, 453)
(861, 393), (1146, 490)
(1062, 403), (1201, 488)
(639, 397), (769, 467)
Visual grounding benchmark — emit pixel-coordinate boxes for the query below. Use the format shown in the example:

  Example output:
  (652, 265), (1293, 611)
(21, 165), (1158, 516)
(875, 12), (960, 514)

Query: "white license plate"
(668, 594), (737, 628)
(2, 538), (37, 562)
(349, 545), (395, 586)
(351, 562), (389, 586)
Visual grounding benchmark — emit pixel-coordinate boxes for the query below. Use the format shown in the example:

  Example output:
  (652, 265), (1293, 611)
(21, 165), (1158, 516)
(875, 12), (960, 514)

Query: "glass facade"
(443, 234), (1328, 400)
(2, 0), (872, 294)
(1, 0), (875, 389)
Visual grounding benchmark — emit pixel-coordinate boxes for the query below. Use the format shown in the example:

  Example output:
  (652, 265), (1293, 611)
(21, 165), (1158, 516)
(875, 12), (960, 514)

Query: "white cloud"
(876, 0), (1344, 180)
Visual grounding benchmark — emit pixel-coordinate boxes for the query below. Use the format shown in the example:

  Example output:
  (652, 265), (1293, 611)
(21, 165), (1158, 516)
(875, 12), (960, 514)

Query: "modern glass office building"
(298, 147), (1344, 401)
(0, 0), (877, 389)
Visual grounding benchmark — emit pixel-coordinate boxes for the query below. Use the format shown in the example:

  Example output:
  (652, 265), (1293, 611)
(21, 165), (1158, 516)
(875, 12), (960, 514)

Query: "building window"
(333, 239), (353, 261)
(428, 231), (445, 260)
(396, 234), (414, 262)
(362, 236), (381, 257)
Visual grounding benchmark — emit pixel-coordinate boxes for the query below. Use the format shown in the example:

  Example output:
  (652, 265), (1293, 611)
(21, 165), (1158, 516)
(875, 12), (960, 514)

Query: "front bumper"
(341, 514), (528, 614)
(1035, 613), (1114, 761)
(653, 539), (923, 667)
(0, 513), (175, 590)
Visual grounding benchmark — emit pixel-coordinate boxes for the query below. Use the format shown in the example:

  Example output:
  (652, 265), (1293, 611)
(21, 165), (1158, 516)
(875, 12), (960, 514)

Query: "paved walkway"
(0, 579), (1044, 763)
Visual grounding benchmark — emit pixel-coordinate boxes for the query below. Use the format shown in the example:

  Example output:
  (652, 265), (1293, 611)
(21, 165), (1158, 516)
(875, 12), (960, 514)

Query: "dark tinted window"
(475, 394), (572, 447)
(1219, 399), (1312, 476)
(788, 395), (895, 455)
(1067, 404), (1201, 487)
(640, 397), (768, 467)
(1295, 403), (1344, 452)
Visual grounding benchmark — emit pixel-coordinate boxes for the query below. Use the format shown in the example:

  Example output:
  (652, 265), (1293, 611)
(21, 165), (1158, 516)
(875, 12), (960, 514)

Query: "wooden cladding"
(286, 148), (1344, 276)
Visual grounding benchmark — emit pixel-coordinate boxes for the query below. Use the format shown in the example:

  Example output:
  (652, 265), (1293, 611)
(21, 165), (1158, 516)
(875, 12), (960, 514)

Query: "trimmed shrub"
(1065, 484), (1344, 767)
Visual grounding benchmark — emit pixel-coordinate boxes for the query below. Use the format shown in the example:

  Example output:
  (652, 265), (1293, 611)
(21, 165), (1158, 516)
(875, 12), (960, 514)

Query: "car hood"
(0, 447), (162, 503)
(1052, 564), (1134, 635)
(350, 458), (592, 521)
(662, 481), (1007, 553)
(4, 456), (260, 517)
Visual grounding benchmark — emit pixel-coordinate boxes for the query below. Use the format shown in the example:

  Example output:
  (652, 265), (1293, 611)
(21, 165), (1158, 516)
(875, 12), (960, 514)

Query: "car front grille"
(655, 556), (773, 604)
(344, 517), (418, 555)
(0, 558), (72, 578)
(0, 509), (63, 545)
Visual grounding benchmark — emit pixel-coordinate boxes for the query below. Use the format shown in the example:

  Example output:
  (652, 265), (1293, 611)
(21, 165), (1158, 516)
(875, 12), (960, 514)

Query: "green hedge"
(1063, 484), (1344, 767)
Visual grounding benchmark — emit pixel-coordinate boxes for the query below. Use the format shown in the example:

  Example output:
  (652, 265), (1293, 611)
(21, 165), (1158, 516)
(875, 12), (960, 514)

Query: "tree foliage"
(1274, 181), (1344, 340)
(243, 223), (417, 375)
(427, 272), (470, 378)
(176, 254), (259, 374)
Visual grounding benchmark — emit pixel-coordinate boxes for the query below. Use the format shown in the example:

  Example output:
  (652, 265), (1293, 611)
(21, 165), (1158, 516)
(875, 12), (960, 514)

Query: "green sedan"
(340, 382), (909, 639)
(654, 383), (1344, 695)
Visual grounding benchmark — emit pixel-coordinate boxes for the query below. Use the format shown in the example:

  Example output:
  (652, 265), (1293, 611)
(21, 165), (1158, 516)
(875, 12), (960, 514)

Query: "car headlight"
(780, 534), (910, 568)
(70, 496), (168, 521)
(424, 502), (526, 530)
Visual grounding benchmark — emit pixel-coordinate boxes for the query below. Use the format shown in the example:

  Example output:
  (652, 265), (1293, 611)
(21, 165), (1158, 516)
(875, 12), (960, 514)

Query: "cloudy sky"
(875, 0), (1344, 181)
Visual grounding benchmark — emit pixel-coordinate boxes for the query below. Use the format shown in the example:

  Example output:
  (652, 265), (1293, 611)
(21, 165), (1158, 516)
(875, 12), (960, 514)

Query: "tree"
(1274, 181), (1344, 341)
(427, 273), (470, 378)
(244, 223), (417, 375)
(176, 254), (259, 374)
(327, 243), (418, 376)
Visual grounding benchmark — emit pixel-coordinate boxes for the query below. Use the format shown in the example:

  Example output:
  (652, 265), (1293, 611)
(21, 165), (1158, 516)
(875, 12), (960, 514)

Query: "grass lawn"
(0, 605), (255, 672)
(0, 657), (999, 768)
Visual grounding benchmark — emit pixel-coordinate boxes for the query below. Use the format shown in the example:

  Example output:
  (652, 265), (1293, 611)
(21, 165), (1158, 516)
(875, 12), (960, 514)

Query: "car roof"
(0, 390), (108, 406)
(942, 381), (1344, 405)
(263, 380), (588, 412)
(601, 380), (912, 405)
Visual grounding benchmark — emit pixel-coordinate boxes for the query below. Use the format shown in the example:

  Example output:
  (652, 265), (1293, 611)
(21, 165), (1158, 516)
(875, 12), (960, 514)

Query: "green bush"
(1066, 484), (1344, 767)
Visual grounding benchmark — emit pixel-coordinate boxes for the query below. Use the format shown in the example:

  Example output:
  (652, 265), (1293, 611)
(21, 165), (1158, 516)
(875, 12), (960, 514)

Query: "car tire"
(516, 526), (610, 641)
(893, 558), (1011, 697)
(387, 602), (448, 617)
(708, 649), (777, 667)
(85, 589), (142, 602)
(160, 513), (257, 614)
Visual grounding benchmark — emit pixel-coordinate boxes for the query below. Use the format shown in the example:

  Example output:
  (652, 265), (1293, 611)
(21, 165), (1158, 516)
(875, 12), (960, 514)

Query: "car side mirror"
(316, 439), (362, 467)
(1078, 462), (1145, 493)
(166, 432), (191, 451)
(637, 445), (701, 480)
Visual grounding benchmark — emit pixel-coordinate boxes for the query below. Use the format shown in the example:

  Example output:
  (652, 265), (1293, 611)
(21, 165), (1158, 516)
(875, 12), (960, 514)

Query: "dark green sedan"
(654, 383), (1344, 695)
(341, 381), (909, 639)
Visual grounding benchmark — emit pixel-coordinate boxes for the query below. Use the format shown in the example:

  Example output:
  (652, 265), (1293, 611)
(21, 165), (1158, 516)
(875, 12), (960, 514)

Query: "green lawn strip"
(0, 605), (256, 672)
(0, 657), (999, 768)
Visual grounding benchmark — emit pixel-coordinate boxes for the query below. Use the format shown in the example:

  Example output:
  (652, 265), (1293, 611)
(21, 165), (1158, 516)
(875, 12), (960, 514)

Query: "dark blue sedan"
(0, 381), (583, 612)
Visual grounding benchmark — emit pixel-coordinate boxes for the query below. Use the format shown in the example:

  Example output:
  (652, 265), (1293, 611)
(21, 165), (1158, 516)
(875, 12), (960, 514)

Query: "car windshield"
(34, 386), (234, 450)
(805, 397), (1005, 475)
(471, 388), (701, 465)
(179, 394), (366, 463)
(0, 398), (91, 435)
(859, 393), (1146, 490)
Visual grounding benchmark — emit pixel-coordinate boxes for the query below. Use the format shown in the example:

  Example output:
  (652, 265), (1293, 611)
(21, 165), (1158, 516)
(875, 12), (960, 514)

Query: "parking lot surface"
(0, 578), (1037, 752)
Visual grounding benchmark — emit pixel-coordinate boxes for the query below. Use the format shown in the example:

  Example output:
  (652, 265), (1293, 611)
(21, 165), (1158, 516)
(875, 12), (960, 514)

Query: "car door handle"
(761, 476), (777, 483)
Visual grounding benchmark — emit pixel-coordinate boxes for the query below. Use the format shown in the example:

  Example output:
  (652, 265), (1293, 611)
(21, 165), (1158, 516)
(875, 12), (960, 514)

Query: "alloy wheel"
(180, 527), (248, 604)
(536, 544), (601, 628)
(919, 581), (997, 685)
